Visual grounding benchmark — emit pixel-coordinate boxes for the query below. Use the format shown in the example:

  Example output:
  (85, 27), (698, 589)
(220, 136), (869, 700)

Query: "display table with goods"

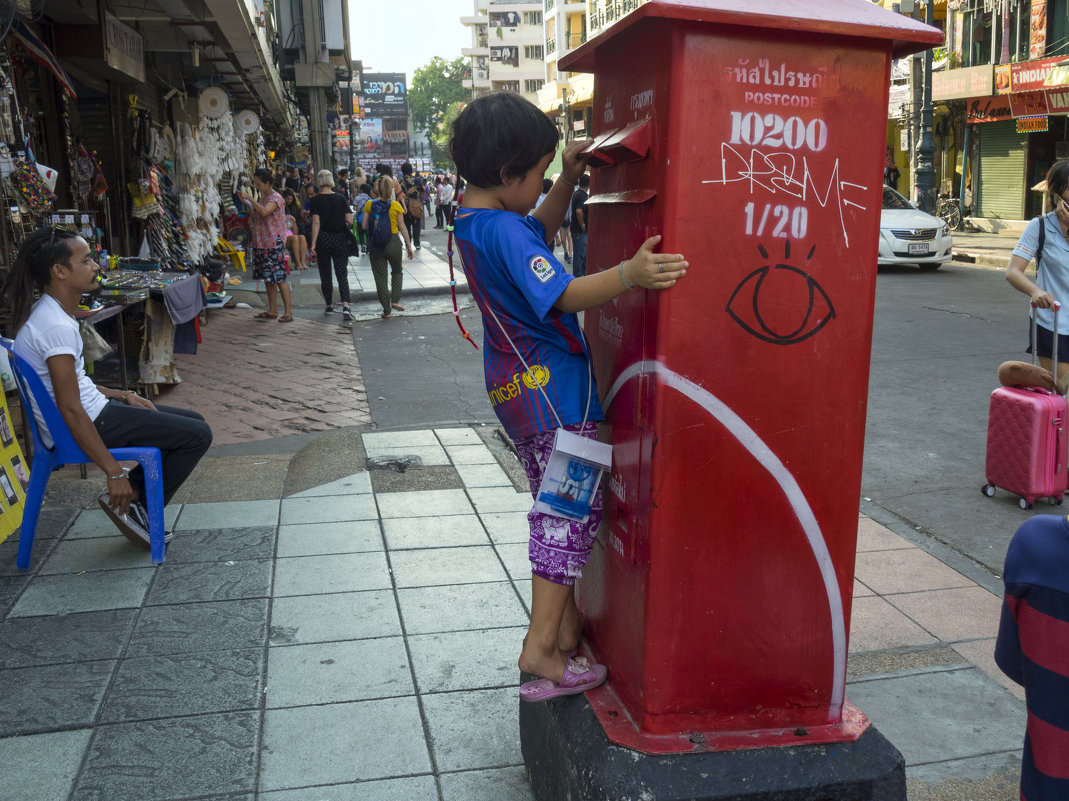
(79, 262), (205, 394)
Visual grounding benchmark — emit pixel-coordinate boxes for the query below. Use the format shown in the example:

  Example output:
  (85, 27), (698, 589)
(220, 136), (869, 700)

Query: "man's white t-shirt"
(13, 293), (108, 446)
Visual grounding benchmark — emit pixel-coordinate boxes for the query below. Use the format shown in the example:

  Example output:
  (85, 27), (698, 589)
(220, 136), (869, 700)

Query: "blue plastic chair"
(0, 337), (167, 567)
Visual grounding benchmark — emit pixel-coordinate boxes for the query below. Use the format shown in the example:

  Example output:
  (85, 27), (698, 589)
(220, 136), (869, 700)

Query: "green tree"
(429, 101), (466, 169)
(409, 56), (469, 133)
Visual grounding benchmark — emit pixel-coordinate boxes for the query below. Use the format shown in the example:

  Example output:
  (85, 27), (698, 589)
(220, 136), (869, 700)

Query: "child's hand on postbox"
(622, 235), (688, 290)
(560, 138), (592, 183)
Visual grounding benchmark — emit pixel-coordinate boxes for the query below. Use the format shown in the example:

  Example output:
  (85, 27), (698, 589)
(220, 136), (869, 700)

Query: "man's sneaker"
(415, 244), (421, 250)
(325, 305), (334, 315)
(564, 254), (572, 263)
(342, 307), (353, 321)
(98, 493), (173, 550)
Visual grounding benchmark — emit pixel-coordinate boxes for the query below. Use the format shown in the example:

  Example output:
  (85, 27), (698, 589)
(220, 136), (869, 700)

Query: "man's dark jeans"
(94, 401), (212, 504)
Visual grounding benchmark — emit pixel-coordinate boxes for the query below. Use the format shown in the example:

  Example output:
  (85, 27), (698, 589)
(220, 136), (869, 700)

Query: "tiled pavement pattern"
(168, 311), (371, 446)
(0, 427), (1024, 801)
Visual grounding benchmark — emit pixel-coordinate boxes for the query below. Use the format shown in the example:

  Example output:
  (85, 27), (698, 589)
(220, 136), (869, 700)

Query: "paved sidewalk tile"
(0, 729), (92, 801)
(480, 512), (530, 545)
(259, 697), (431, 791)
(422, 687), (523, 772)
(174, 500), (280, 531)
(397, 582), (529, 635)
(377, 489), (475, 519)
(70, 710), (259, 801)
(382, 514), (488, 550)
(269, 589), (401, 645)
(467, 487), (532, 514)
(99, 648), (263, 722)
(444, 444), (498, 465)
(280, 494), (379, 525)
(435, 427), (483, 445)
(440, 767), (535, 801)
(854, 547), (975, 595)
(260, 776), (439, 801)
(455, 463), (513, 488)
(0, 660), (115, 736)
(36, 539), (156, 575)
(126, 599), (269, 658)
(0, 609), (137, 669)
(277, 520), (383, 556)
(9, 568), (155, 616)
(287, 471), (373, 497)
(266, 637), (412, 708)
(886, 586), (1002, 642)
(846, 668), (1025, 767)
(390, 546), (508, 587)
(273, 552), (391, 596)
(848, 595), (938, 652)
(408, 626), (527, 693)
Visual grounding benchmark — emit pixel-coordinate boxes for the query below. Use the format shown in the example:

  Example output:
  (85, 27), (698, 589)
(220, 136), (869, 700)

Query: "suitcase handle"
(1032, 299), (1062, 393)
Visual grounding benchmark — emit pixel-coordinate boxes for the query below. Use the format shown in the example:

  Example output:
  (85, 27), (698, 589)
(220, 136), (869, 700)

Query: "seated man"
(4, 227), (212, 548)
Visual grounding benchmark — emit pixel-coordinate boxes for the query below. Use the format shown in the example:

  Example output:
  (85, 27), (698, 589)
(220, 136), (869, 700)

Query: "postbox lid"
(559, 0), (943, 73)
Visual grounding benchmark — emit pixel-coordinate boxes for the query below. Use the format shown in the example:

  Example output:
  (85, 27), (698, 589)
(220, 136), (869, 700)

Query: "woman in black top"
(309, 169), (355, 320)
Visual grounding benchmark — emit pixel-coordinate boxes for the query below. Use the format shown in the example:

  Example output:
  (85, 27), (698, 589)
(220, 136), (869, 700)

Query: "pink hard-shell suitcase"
(983, 302), (1068, 509)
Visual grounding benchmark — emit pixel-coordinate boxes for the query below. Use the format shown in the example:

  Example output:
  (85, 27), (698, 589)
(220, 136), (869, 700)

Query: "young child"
(449, 92), (688, 701)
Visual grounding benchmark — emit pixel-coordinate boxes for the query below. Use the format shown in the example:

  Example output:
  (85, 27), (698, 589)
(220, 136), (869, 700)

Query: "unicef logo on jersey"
(488, 366), (551, 407)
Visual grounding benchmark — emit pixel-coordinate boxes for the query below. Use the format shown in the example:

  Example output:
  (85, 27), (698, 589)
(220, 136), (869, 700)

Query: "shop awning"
(9, 19), (77, 100)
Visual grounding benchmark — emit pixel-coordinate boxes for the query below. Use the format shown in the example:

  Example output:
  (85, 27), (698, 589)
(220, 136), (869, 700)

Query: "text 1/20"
(743, 203), (808, 239)
(729, 112), (828, 152)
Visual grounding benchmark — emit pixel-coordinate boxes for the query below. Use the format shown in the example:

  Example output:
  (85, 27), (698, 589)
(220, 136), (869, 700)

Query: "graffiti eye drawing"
(726, 242), (835, 346)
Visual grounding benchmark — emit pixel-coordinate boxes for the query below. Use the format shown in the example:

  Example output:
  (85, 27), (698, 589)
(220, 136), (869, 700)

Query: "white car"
(877, 186), (953, 270)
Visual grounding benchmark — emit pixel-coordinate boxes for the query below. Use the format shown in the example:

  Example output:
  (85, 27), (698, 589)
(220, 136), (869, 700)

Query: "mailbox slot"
(598, 118), (652, 164)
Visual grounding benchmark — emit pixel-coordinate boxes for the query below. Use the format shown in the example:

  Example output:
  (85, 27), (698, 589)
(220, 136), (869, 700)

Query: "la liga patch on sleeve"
(529, 255), (555, 284)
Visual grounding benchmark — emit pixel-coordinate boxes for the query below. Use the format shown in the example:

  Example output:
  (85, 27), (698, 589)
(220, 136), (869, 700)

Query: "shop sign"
(995, 65), (1011, 95)
(1031, 0), (1048, 60)
(966, 95), (1013, 123)
(362, 73), (406, 117)
(888, 83), (910, 116)
(1010, 55), (1066, 93)
(103, 12), (144, 84)
(932, 64), (993, 101)
(1017, 115), (1049, 133)
(360, 118), (383, 145)
(1009, 91), (1050, 117)
(1047, 88), (1069, 114)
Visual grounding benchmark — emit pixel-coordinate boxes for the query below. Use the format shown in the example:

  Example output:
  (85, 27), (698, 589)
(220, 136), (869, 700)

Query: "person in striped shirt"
(995, 513), (1069, 799)
(450, 92), (689, 701)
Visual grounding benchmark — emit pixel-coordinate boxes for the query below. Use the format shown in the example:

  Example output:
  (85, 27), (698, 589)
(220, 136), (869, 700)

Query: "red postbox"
(557, 0), (941, 754)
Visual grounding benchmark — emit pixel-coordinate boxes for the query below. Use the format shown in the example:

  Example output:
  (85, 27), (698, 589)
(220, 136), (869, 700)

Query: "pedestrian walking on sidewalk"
(434, 176), (446, 228)
(1007, 160), (1069, 389)
(309, 169), (355, 320)
(400, 162), (424, 250)
(570, 174), (589, 277)
(450, 91), (689, 702)
(241, 168), (294, 322)
(995, 513), (1069, 801)
(361, 174), (414, 319)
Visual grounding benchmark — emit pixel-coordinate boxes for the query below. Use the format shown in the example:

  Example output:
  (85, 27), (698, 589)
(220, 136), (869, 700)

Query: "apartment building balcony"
(462, 46), (490, 57)
(589, 0), (648, 32)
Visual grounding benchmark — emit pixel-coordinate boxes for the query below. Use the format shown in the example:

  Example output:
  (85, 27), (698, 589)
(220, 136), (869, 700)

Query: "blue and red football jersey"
(453, 208), (603, 440)
(995, 513), (1069, 800)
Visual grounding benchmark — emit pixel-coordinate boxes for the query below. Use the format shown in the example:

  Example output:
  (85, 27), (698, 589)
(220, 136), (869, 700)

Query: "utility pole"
(298, 0), (331, 173)
(914, 0), (936, 214)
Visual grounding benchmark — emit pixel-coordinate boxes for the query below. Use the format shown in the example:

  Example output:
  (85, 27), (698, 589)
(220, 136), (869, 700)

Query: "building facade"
(462, 0), (546, 101)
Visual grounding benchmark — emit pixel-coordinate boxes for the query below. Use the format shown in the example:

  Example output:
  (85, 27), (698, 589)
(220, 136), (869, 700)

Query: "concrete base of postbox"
(520, 695), (906, 801)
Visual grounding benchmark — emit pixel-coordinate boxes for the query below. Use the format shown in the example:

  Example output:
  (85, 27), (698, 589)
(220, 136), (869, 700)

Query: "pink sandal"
(519, 657), (607, 703)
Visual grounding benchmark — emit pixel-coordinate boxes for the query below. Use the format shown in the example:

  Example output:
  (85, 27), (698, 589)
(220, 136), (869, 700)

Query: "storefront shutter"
(977, 120), (1026, 220)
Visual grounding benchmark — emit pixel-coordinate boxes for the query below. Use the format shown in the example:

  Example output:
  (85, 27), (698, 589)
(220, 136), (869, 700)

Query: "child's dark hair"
(3, 226), (79, 330)
(1048, 160), (1069, 202)
(359, 183), (373, 195)
(450, 92), (559, 188)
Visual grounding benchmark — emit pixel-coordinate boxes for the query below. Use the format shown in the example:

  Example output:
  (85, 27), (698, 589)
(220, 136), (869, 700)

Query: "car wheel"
(918, 262), (942, 271)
